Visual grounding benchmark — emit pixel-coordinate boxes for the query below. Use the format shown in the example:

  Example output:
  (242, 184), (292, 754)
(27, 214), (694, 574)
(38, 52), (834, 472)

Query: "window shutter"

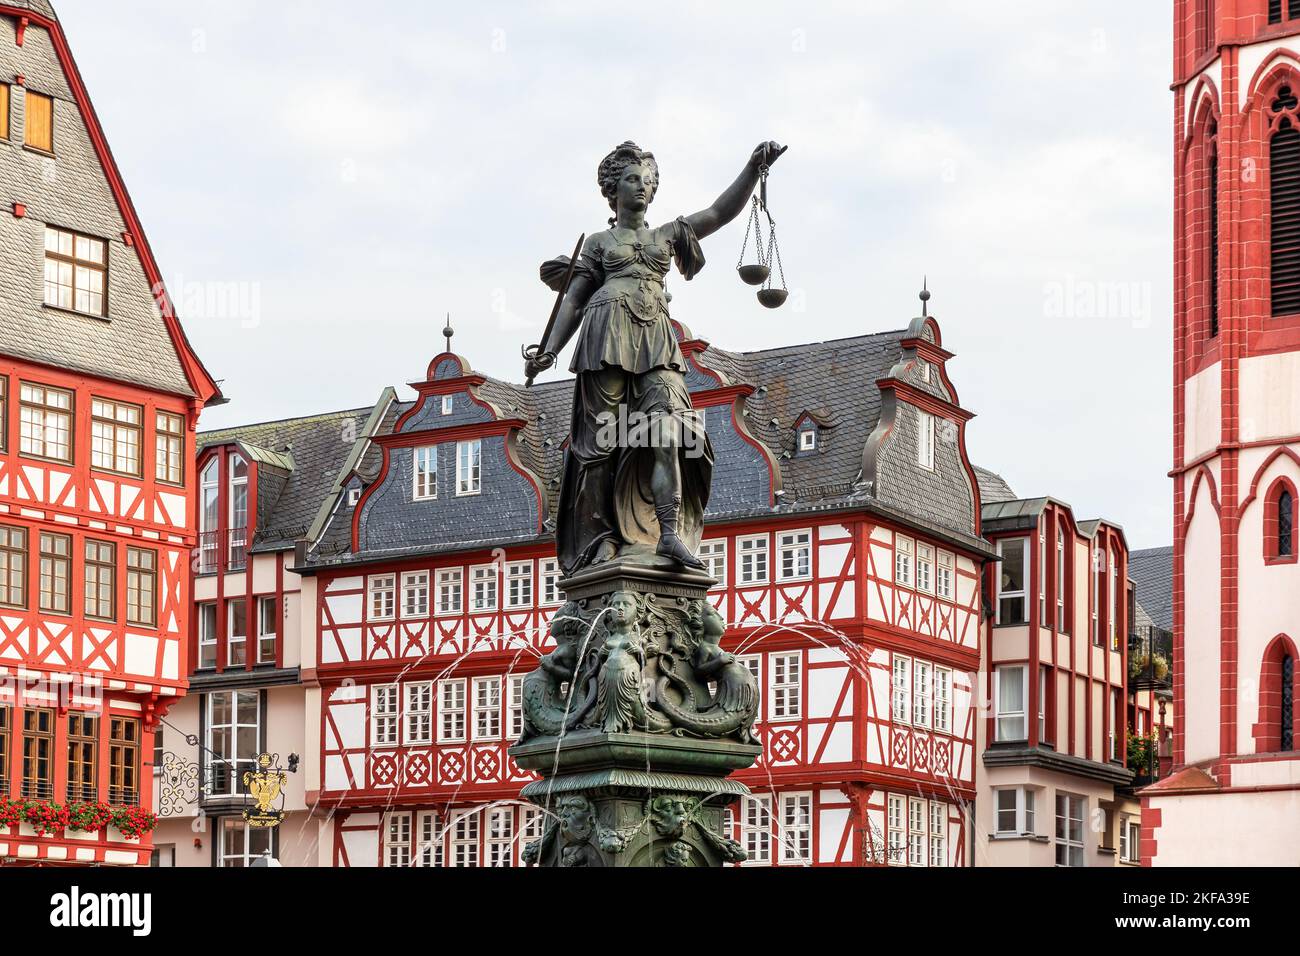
(24, 90), (52, 152)
(1272, 0), (1283, 24)
(1291, 0), (1300, 20)
(0, 84), (9, 140)
(1271, 92), (1300, 317)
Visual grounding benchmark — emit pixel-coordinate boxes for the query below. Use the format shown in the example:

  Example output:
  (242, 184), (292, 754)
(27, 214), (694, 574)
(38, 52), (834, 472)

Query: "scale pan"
(738, 264), (770, 286)
(757, 289), (789, 309)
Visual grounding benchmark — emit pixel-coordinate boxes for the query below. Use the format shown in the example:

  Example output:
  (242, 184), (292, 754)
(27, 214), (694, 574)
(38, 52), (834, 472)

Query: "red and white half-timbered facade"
(0, 1), (219, 865)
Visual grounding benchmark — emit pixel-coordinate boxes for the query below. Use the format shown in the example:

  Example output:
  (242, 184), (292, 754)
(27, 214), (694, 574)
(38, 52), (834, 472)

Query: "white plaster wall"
(1239, 355), (1300, 443)
(1150, 789), (1300, 866)
(1183, 478), (1222, 763)
(1183, 363), (1222, 464)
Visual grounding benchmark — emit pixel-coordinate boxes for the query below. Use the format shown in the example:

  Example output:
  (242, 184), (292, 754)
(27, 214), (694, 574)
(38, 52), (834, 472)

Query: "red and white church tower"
(1146, 0), (1300, 865)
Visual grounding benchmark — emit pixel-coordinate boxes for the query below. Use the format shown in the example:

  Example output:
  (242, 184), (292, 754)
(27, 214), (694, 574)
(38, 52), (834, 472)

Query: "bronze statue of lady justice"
(524, 140), (786, 576)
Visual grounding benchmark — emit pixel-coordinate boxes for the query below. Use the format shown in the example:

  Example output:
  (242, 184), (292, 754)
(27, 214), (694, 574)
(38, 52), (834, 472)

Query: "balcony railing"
(227, 527), (247, 572)
(1128, 625), (1174, 688)
(198, 528), (248, 574)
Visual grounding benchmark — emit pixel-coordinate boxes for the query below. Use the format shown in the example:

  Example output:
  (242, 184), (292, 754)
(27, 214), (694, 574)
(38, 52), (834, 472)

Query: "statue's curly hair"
(597, 141), (659, 222)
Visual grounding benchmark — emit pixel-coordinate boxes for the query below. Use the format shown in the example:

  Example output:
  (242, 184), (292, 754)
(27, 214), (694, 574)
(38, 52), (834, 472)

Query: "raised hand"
(749, 141), (788, 171)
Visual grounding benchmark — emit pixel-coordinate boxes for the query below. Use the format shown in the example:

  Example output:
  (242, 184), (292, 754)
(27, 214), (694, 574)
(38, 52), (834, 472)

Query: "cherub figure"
(690, 602), (757, 719)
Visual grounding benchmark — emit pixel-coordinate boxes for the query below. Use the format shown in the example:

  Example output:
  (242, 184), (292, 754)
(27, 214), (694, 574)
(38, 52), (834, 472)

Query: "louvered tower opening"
(1209, 128), (1219, 337)
(1196, 0), (1215, 53)
(1272, 88), (1300, 317)
(1271, 0), (1282, 25)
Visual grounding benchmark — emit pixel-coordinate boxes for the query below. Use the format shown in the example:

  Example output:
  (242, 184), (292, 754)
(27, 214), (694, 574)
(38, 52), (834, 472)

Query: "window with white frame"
(507, 674), (525, 740)
(996, 538), (1027, 624)
(521, 807), (544, 851)
(916, 543), (934, 594)
(473, 676), (501, 740)
(777, 529), (812, 581)
(371, 684), (399, 746)
(436, 568), (462, 616)
(197, 603), (217, 670)
(386, 812), (412, 867)
(1055, 793), (1085, 867)
(227, 599), (248, 667)
(257, 596), (278, 665)
(438, 679), (466, 742)
(456, 440), (481, 496)
(1109, 688), (1120, 761)
(917, 411), (935, 470)
(779, 793), (812, 864)
(995, 664), (1027, 742)
(908, 797), (927, 866)
(413, 447), (437, 501)
(739, 655), (761, 737)
(218, 818), (272, 868)
(403, 571), (429, 618)
(1038, 530), (1047, 622)
(441, 395), (454, 416)
(1119, 815), (1141, 864)
(1039, 666), (1050, 742)
(369, 574), (395, 620)
(471, 565), (497, 612)
(1109, 555), (1119, 651)
(913, 660), (932, 729)
(799, 429), (816, 452)
(486, 806), (514, 867)
(404, 682), (432, 745)
(416, 810), (442, 867)
(505, 561), (533, 609)
(934, 666), (952, 733)
(540, 559), (562, 605)
(769, 652), (801, 721)
(450, 812), (479, 867)
(1091, 546), (1102, 646)
(895, 536), (913, 587)
(936, 549), (954, 601)
(1056, 526), (1067, 631)
(994, 787), (1036, 835)
(738, 535), (768, 585)
(698, 540), (726, 587)
(892, 655), (911, 725)
(207, 691), (260, 797)
(742, 795), (772, 866)
(887, 793), (906, 865)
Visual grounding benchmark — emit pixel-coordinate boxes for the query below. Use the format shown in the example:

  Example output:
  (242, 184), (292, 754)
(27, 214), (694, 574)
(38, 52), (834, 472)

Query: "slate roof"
(975, 466), (1016, 504)
(200, 407), (375, 553)
(1129, 546), (1174, 632)
(8, 0), (57, 18)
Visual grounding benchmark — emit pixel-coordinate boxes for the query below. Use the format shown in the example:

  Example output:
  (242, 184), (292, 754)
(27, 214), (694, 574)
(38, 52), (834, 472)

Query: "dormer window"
(442, 395), (454, 416)
(799, 429), (816, 452)
(228, 455), (249, 572)
(348, 487), (362, 507)
(917, 411), (935, 471)
(44, 226), (106, 317)
(413, 447), (438, 501)
(457, 440), (481, 496)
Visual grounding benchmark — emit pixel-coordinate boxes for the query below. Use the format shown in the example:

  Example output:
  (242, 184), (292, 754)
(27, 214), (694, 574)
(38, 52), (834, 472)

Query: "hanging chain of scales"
(737, 144), (790, 309)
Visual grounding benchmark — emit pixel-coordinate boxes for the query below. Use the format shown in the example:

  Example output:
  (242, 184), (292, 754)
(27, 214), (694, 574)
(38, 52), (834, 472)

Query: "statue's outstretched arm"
(683, 140), (785, 240)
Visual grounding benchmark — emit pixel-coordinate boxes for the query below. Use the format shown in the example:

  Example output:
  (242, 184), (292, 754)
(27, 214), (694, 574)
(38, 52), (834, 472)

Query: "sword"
(522, 232), (585, 387)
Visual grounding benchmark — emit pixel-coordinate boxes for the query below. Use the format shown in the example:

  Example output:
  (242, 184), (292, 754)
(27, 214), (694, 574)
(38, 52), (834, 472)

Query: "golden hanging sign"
(242, 753), (287, 828)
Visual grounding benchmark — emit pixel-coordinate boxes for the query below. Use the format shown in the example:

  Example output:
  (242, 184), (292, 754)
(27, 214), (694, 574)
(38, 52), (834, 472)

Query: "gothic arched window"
(1284, 655), (1295, 751)
(1209, 122), (1220, 337)
(1280, 489), (1295, 558)
(1272, 86), (1300, 316)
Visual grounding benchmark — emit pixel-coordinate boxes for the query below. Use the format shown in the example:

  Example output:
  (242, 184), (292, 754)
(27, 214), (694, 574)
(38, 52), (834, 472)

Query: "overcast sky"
(58, 0), (1174, 548)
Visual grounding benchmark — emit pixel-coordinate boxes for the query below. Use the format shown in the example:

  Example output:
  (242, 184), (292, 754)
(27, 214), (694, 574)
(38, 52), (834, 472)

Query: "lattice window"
(916, 543), (934, 594)
(1284, 655), (1295, 751)
(894, 536), (913, 587)
(84, 539), (117, 620)
(1055, 793), (1085, 867)
(371, 684), (399, 746)
(386, 812), (412, 867)
(929, 801), (947, 868)
(450, 812), (480, 867)
(471, 565), (497, 612)
(738, 535), (768, 585)
(437, 568), (463, 615)
(485, 807), (514, 867)
(507, 674), (525, 740)
(473, 677), (501, 740)
(369, 574), (396, 620)
(402, 571), (429, 617)
(19, 382), (72, 463)
(913, 660), (932, 729)
(908, 797), (927, 866)
(887, 793), (906, 865)
(892, 655), (911, 725)
(540, 559), (562, 605)
(44, 226), (108, 315)
(742, 794), (772, 866)
(438, 679), (466, 743)
(769, 652), (801, 721)
(413, 446), (438, 500)
(779, 793), (811, 865)
(38, 532), (70, 615)
(404, 682), (433, 745)
(777, 529), (811, 581)
(416, 810), (442, 867)
(934, 666), (951, 733)
(505, 561), (533, 609)
(456, 440), (482, 496)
